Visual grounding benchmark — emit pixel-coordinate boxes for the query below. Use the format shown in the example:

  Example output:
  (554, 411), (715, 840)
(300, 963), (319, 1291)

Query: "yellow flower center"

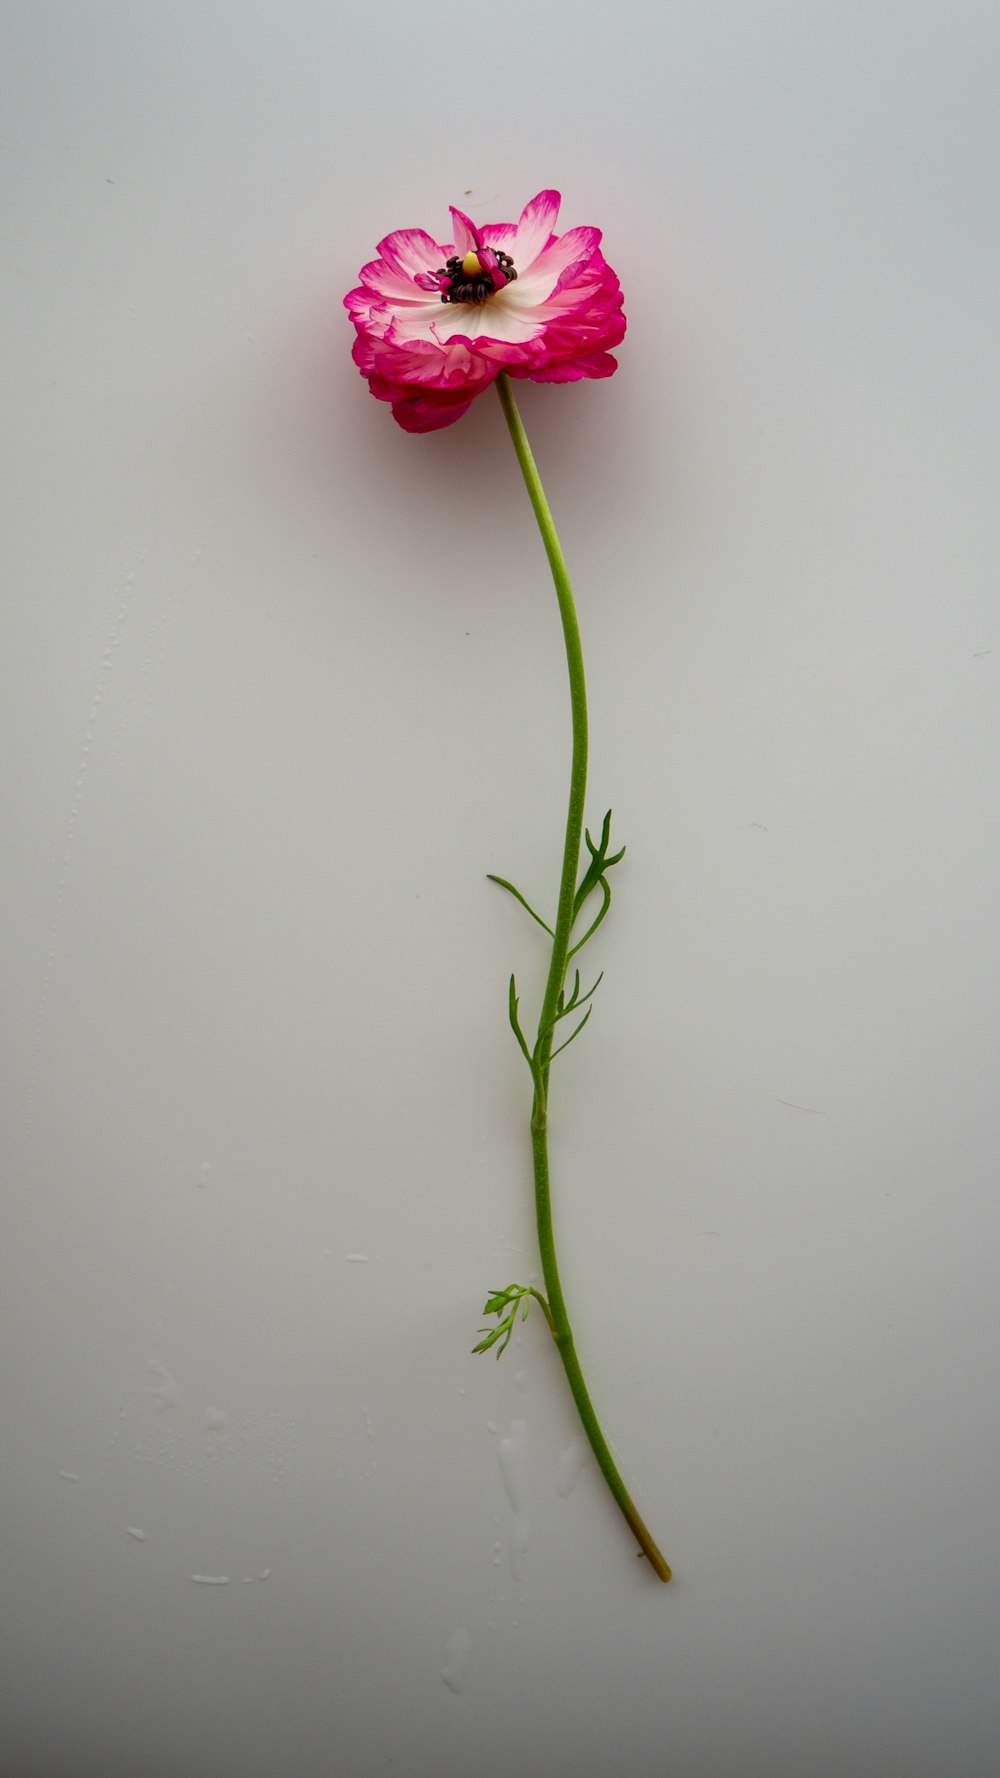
(461, 250), (483, 278)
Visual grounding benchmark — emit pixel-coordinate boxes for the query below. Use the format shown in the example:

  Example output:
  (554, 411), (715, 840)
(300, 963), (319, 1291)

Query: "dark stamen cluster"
(435, 248), (517, 305)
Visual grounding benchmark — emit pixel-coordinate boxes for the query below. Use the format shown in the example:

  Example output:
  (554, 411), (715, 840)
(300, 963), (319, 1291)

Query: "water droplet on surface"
(514, 1368), (526, 1392)
(197, 1161), (210, 1188)
(345, 1253), (370, 1265)
(127, 1527), (146, 1540)
(204, 1406), (229, 1439)
(191, 1574), (230, 1585)
(146, 1361), (179, 1410)
(498, 1419), (531, 1580)
(556, 1436), (587, 1499)
(59, 1471), (80, 1482)
(258, 1568), (271, 1580)
(486, 1420), (497, 1434)
(441, 1627), (471, 1694)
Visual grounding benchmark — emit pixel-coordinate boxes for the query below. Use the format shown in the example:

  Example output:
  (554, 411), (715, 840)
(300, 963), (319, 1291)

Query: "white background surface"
(3, 3), (1000, 1775)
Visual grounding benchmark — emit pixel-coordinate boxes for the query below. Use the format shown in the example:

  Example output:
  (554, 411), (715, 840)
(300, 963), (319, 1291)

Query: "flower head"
(344, 190), (625, 433)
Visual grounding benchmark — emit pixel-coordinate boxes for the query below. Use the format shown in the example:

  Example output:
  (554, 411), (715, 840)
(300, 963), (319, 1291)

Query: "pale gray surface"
(3, 2), (1000, 1775)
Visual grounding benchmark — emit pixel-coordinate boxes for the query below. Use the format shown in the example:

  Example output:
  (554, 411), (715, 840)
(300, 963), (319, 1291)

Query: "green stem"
(495, 373), (671, 1584)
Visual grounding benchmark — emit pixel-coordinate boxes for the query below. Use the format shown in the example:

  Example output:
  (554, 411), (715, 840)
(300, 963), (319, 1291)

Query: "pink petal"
(376, 227), (444, 279)
(521, 349), (620, 384)
(509, 232), (603, 308)
(475, 246), (507, 291)
(391, 387), (482, 432)
(448, 207), (483, 255)
(475, 221), (518, 257)
(359, 258), (441, 304)
(513, 190), (561, 271)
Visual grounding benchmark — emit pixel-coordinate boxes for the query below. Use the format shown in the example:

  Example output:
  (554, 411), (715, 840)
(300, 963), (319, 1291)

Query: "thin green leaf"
(568, 876), (612, 958)
(578, 969), (603, 1004)
(573, 862), (599, 920)
(586, 810), (613, 861)
(473, 1320), (509, 1356)
(507, 975), (534, 1069)
(544, 970), (602, 1038)
(487, 875), (554, 937)
(549, 1003), (594, 1061)
(473, 1310), (517, 1359)
(574, 812), (625, 919)
(473, 1281), (537, 1357)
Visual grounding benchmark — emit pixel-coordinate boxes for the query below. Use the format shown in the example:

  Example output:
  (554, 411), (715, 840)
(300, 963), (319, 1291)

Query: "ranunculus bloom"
(344, 189), (625, 433)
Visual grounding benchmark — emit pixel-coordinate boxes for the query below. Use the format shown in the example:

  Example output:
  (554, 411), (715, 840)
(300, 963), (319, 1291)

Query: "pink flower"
(344, 190), (626, 433)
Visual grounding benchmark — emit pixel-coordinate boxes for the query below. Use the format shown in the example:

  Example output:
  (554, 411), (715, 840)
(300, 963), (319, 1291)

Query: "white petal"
(448, 207), (480, 254)
(477, 223), (518, 256)
(391, 287), (544, 346)
(513, 191), (561, 271)
(506, 228), (601, 304)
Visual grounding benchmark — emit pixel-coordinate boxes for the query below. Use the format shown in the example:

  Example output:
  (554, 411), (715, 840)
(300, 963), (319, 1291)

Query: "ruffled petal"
(376, 227), (444, 279)
(346, 189), (624, 431)
(356, 259), (423, 304)
(519, 349), (621, 384)
(511, 226), (603, 302)
(385, 384), (482, 432)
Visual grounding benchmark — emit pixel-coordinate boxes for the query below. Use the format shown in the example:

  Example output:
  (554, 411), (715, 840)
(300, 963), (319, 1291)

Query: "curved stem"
(527, 1285), (557, 1335)
(495, 373), (671, 1583)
